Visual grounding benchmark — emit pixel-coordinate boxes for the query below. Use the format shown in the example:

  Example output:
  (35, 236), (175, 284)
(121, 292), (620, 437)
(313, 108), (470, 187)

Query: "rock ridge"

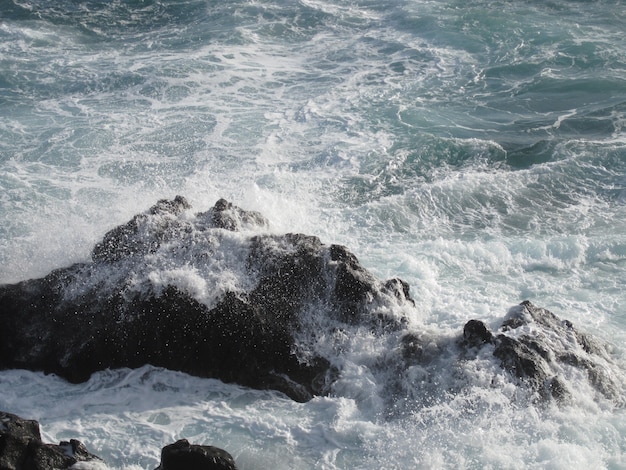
(0, 197), (622, 406)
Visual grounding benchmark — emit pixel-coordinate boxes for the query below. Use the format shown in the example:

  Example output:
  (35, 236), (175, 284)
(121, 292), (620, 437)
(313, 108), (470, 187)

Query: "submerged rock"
(0, 411), (103, 469)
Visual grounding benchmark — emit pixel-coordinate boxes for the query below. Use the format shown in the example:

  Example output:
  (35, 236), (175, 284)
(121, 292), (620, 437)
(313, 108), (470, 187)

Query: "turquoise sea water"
(1, 0), (625, 468)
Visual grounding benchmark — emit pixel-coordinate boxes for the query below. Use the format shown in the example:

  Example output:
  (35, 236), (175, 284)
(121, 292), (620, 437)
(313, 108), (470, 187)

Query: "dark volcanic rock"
(461, 300), (620, 401)
(0, 411), (103, 470)
(0, 197), (621, 405)
(206, 198), (269, 232)
(92, 195), (192, 263)
(0, 197), (412, 402)
(91, 197), (269, 264)
(1, 412), (238, 470)
(462, 319), (493, 348)
(155, 439), (237, 470)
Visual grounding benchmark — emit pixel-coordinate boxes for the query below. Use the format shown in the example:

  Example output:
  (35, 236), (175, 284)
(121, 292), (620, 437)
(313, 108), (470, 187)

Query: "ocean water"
(1, 0), (625, 468)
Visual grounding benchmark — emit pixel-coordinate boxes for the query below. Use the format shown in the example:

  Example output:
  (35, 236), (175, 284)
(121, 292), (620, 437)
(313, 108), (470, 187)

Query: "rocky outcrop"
(0, 412), (238, 470)
(0, 197), (621, 405)
(155, 439), (237, 470)
(91, 197), (269, 264)
(459, 300), (621, 402)
(0, 411), (103, 469)
(0, 197), (412, 402)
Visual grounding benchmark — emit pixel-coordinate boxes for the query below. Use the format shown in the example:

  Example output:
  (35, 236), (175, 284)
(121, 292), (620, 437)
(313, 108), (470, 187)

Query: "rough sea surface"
(1, 0), (625, 468)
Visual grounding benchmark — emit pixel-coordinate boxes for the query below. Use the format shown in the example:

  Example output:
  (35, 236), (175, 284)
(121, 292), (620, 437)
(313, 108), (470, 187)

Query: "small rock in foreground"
(155, 439), (237, 470)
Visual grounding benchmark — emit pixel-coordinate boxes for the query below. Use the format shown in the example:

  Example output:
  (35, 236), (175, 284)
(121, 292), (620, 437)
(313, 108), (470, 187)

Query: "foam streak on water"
(1, 0), (626, 468)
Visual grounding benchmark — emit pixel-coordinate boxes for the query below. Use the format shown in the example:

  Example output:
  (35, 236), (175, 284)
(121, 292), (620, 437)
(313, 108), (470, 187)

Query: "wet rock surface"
(461, 300), (621, 402)
(155, 439), (237, 470)
(0, 197), (412, 402)
(0, 411), (237, 470)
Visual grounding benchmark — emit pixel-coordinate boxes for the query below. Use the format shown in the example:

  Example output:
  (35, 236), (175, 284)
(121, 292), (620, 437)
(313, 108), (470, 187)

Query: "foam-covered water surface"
(2, 365), (624, 469)
(1, 0), (626, 467)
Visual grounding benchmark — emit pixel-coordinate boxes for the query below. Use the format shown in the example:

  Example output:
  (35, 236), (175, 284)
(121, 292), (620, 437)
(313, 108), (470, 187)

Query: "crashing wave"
(0, 198), (622, 406)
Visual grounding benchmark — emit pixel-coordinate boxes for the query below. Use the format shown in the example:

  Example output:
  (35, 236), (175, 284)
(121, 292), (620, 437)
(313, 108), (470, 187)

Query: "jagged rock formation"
(0, 197), (622, 405)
